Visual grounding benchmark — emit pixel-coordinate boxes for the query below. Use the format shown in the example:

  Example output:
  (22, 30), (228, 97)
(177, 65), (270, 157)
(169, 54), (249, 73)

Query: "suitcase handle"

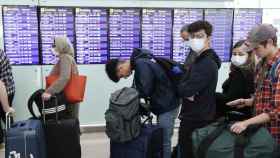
(5, 112), (13, 130)
(42, 95), (59, 123)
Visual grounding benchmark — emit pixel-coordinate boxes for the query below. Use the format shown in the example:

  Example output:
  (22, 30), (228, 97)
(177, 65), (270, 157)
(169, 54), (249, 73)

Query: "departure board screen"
(3, 6), (39, 65)
(205, 9), (233, 62)
(233, 9), (262, 45)
(173, 9), (203, 63)
(142, 8), (172, 58)
(75, 8), (108, 64)
(40, 7), (74, 64)
(109, 8), (140, 60)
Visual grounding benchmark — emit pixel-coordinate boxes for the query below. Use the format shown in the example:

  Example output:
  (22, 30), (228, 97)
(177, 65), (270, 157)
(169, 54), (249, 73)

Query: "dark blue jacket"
(130, 49), (179, 115)
(178, 49), (221, 123)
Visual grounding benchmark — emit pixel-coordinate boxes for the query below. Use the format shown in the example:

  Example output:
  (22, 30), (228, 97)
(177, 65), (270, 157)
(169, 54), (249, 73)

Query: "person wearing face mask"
(176, 20), (221, 158)
(180, 24), (197, 70)
(215, 40), (255, 119)
(41, 36), (80, 119)
(227, 24), (280, 145)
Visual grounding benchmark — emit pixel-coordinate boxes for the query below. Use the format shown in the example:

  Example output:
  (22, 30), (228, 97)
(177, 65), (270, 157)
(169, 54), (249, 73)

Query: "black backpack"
(133, 48), (186, 86)
(153, 56), (186, 85)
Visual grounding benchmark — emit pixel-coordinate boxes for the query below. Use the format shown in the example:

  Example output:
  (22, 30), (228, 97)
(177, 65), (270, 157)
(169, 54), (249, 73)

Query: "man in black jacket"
(177, 20), (221, 158)
(105, 48), (180, 158)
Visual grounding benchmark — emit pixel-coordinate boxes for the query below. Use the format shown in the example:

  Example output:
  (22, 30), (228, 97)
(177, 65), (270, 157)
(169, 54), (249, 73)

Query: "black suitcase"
(42, 96), (81, 158)
(44, 118), (81, 158)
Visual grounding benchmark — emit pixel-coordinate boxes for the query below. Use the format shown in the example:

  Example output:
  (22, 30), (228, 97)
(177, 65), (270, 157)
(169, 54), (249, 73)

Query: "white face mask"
(231, 54), (248, 67)
(190, 38), (205, 53)
(51, 48), (59, 56)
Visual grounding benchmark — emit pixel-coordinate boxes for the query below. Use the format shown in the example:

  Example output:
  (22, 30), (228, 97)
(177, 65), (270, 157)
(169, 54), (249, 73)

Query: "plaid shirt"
(254, 49), (280, 144)
(0, 49), (15, 95)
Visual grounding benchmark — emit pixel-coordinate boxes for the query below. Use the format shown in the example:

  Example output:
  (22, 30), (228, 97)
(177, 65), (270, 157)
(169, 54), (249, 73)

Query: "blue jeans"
(158, 107), (179, 158)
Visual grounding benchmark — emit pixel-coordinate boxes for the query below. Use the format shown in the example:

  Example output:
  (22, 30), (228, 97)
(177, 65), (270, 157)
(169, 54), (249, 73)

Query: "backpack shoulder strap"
(269, 58), (280, 83)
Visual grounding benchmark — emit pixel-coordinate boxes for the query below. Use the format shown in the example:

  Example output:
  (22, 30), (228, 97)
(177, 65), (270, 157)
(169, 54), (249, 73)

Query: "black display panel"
(75, 8), (108, 64)
(233, 9), (262, 45)
(3, 6), (39, 65)
(40, 7), (74, 64)
(205, 9), (233, 62)
(172, 9), (203, 63)
(142, 8), (172, 58)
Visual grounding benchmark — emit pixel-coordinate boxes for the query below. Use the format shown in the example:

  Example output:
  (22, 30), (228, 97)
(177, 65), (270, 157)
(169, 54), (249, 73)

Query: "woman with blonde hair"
(42, 36), (79, 119)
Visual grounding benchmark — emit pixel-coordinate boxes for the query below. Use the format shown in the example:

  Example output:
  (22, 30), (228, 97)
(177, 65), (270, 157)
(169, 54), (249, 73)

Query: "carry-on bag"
(192, 118), (277, 158)
(5, 112), (47, 158)
(110, 116), (164, 158)
(43, 96), (81, 158)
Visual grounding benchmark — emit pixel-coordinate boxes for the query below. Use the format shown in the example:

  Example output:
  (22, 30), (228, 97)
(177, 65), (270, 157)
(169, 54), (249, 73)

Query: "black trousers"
(178, 120), (208, 158)
(0, 93), (14, 143)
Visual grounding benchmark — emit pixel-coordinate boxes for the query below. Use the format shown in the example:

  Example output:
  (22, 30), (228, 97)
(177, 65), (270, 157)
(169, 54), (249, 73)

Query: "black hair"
(187, 20), (213, 37)
(233, 40), (246, 49)
(105, 59), (120, 82)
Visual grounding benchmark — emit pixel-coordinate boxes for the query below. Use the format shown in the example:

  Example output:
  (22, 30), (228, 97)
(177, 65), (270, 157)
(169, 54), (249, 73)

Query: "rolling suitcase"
(43, 96), (81, 158)
(110, 116), (163, 158)
(5, 112), (47, 158)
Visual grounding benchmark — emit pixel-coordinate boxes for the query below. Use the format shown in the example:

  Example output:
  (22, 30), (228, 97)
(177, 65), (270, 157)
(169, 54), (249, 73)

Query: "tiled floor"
(0, 130), (178, 158)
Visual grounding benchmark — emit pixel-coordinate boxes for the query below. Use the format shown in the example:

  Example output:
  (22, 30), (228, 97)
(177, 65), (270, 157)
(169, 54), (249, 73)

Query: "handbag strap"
(233, 125), (261, 158)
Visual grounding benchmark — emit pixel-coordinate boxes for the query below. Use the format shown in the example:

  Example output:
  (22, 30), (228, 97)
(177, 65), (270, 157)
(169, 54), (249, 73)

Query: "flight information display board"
(172, 9), (203, 63)
(75, 8), (108, 64)
(205, 9), (233, 62)
(233, 9), (262, 45)
(40, 7), (74, 64)
(3, 6), (39, 65)
(142, 8), (172, 58)
(109, 8), (140, 60)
